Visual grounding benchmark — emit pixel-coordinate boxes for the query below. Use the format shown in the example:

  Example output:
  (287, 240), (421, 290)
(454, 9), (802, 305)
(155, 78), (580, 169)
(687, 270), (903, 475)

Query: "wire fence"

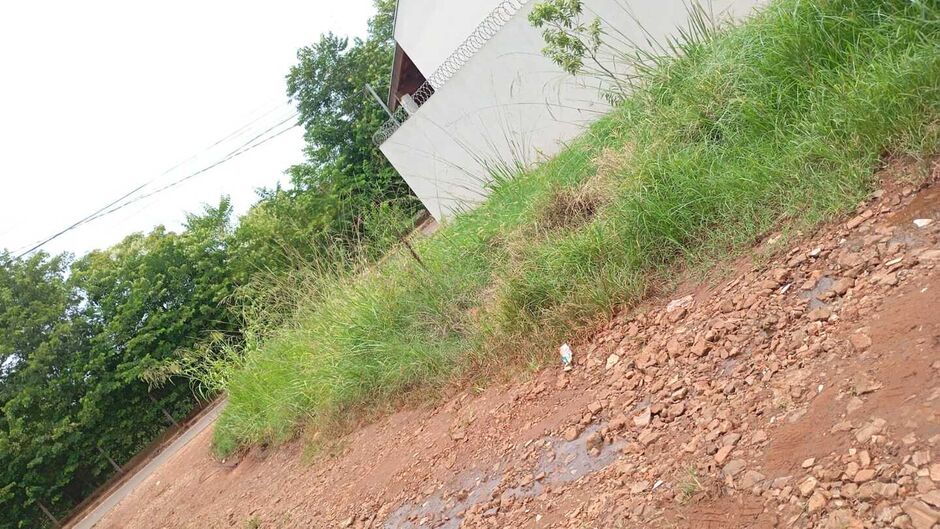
(373, 0), (528, 146)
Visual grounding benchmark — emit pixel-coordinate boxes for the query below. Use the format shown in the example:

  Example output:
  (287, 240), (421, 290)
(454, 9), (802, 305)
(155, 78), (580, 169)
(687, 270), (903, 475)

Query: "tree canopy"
(0, 1), (420, 527)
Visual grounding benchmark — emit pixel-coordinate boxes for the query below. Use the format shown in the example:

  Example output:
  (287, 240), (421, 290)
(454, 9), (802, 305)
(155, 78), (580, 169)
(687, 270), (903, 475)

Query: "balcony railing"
(373, 0), (528, 145)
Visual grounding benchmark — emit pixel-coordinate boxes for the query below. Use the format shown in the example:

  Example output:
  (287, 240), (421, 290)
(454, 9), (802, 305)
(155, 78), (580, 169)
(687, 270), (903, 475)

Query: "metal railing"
(373, 0), (528, 145)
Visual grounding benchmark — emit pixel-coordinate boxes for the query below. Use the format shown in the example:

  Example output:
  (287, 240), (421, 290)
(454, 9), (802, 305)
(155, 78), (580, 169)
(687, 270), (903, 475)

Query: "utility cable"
(13, 111), (299, 259)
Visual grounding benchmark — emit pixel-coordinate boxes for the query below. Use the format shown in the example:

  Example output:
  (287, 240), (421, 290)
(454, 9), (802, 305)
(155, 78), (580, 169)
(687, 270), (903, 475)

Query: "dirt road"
(94, 161), (938, 529)
(67, 401), (226, 529)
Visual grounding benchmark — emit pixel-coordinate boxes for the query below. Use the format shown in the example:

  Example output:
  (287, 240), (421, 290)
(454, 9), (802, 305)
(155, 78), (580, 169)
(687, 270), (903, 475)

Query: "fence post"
(96, 445), (122, 474)
(38, 501), (61, 528)
(148, 393), (179, 427)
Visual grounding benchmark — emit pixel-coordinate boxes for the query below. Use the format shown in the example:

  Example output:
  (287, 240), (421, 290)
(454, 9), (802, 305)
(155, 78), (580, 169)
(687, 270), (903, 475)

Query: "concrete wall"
(381, 0), (766, 221)
(394, 0), (506, 76)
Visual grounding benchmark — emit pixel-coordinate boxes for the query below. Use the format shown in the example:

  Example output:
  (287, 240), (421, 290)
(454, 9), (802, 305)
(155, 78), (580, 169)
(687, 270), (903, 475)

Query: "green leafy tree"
(283, 0), (419, 248)
(529, 0), (628, 101)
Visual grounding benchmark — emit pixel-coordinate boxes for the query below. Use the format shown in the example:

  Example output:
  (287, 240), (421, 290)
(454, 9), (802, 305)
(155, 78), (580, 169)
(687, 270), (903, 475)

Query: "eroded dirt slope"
(97, 163), (939, 529)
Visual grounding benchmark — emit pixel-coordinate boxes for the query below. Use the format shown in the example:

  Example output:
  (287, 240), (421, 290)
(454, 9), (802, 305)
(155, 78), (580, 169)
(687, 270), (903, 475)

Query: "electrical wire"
(13, 110), (299, 259)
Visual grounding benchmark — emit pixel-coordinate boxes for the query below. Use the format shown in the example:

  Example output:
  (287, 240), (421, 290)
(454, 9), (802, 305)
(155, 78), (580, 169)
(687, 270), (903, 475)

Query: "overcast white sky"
(0, 1), (375, 257)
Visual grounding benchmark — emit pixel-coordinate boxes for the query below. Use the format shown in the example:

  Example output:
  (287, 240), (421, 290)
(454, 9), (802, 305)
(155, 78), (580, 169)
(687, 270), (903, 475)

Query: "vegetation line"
(209, 0), (940, 456)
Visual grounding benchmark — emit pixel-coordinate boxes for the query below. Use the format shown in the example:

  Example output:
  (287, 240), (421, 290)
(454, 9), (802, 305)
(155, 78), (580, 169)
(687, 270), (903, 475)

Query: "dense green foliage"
(0, 1), (418, 527)
(210, 0), (940, 456)
(0, 204), (232, 527)
(235, 0), (418, 277)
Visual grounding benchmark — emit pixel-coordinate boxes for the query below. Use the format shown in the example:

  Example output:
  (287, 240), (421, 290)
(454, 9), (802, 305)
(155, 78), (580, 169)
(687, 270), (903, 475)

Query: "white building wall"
(394, 0), (507, 76)
(381, 0), (766, 221)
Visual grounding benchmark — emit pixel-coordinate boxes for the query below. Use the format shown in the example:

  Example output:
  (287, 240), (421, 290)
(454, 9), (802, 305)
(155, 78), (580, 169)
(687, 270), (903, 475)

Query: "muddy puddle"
(383, 424), (622, 528)
(800, 275), (834, 309)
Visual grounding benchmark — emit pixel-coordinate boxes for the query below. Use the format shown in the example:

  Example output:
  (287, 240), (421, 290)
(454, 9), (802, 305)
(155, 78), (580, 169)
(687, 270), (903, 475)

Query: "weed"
(678, 465), (705, 504)
(209, 0), (940, 455)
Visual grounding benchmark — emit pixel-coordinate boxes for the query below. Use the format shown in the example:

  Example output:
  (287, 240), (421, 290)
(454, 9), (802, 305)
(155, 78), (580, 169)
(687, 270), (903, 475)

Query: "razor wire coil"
(374, 0), (527, 145)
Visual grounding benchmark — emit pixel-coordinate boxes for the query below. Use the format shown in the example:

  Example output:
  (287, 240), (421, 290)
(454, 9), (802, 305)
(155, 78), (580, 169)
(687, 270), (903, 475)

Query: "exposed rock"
(808, 307), (832, 321)
(913, 450), (931, 467)
(638, 429), (660, 446)
(855, 418), (887, 443)
(585, 431), (604, 453)
(824, 509), (863, 529)
(848, 332), (872, 352)
(714, 445), (734, 464)
(739, 470), (765, 489)
(609, 413), (629, 431)
(799, 477), (818, 497)
(902, 498), (939, 529)
(722, 459), (746, 477)
(633, 408), (651, 428)
(605, 353), (620, 370)
(922, 490), (940, 508)
(563, 426), (580, 442)
(808, 490), (827, 512)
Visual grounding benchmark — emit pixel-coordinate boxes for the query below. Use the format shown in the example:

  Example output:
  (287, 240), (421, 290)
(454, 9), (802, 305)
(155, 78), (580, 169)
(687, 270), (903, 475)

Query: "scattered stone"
(902, 498), (939, 529)
(832, 420), (854, 433)
(633, 408), (651, 428)
(563, 426), (580, 442)
(824, 509), (863, 529)
(808, 490), (827, 512)
(922, 490), (940, 508)
(913, 450), (931, 467)
(587, 401), (604, 414)
(848, 333), (872, 352)
(605, 353), (620, 370)
(638, 430), (659, 446)
(879, 272), (899, 287)
(846, 214), (868, 230)
(690, 340), (711, 357)
(740, 470), (765, 489)
(808, 307), (832, 321)
(667, 307), (687, 323)
(855, 418), (887, 444)
(799, 477), (818, 497)
(722, 459), (746, 477)
(585, 431), (604, 452)
(714, 445), (734, 464)
(667, 401), (686, 418)
(846, 397), (864, 414)
(801, 458), (816, 469)
(609, 413), (629, 431)
(666, 295), (694, 313)
(830, 277), (855, 296)
(854, 376), (882, 395)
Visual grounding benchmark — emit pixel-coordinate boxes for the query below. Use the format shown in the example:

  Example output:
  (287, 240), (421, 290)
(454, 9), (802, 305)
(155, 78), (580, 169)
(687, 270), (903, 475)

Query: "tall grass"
(210, 0), (940, 456)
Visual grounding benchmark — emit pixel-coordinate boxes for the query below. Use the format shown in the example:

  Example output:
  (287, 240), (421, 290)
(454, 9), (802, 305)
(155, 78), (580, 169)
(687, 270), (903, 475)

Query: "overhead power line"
(14, 110), (300, 259)
(77, 114), (299, 227)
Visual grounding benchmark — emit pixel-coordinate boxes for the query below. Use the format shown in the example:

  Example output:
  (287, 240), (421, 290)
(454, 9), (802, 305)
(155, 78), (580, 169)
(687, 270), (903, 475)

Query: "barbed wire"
(373, 0), (528, 145)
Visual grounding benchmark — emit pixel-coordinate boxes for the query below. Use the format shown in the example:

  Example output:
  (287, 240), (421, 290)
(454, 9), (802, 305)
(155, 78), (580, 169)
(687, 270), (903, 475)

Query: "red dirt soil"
(93, 162), (939, 529)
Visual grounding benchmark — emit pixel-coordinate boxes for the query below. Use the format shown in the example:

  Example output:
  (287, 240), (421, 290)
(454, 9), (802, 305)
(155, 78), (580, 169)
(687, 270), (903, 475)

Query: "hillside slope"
(94, 160), (938, 529)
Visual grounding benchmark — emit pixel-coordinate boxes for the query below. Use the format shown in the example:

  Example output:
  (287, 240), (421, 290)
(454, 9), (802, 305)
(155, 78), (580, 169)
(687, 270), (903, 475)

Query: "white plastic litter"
(559, 343), (573, 371)
(913, 218), (934, 228)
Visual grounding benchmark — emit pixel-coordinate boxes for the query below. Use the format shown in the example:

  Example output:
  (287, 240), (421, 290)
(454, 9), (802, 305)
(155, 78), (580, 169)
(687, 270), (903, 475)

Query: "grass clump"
(210, 0), (940, 456)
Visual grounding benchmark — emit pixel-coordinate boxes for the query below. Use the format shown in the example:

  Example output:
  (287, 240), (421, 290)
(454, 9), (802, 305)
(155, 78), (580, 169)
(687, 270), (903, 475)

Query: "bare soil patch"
(94, 162), (939, 529)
